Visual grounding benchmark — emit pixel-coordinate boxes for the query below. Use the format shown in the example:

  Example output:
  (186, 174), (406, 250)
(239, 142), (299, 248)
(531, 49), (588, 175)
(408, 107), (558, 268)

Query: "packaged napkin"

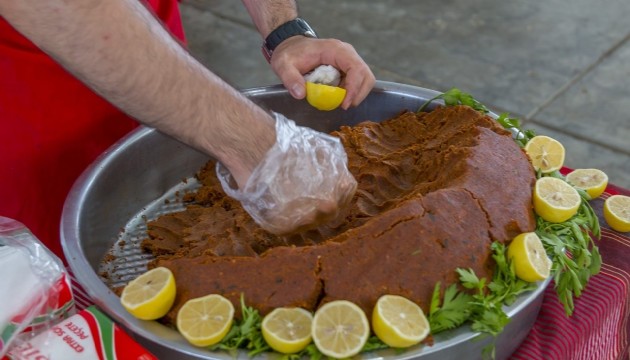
(0, 217), (74, 357)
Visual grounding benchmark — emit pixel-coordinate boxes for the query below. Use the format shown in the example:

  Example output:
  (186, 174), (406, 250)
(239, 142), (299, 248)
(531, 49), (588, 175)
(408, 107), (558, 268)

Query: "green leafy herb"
(281, 344), (323, 360)
(429, 282), (474, 333)
(427, 242), (538, 359)
(209, 294), (270, 357)
(535, 173), (602, 316)
(487, 242), (537, 306)
(496, 113), (536, 148)
(418, 88), (489, 114)
(362, 336), (390, 352)
(421, 89), (601, 360)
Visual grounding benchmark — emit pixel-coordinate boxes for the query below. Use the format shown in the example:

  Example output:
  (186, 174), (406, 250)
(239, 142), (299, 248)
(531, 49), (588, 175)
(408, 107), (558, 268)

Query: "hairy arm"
(241, 0), (298, 38)
(0, 0), (275, 188)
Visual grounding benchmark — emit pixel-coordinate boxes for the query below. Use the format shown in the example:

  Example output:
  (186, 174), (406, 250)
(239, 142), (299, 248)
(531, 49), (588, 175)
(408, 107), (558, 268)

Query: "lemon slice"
(507, 232), (552, 282)
(534, 176), (581, 223)
(305, 82), (346, 111)
(372, 295), (429, 348)
(524, 135), (566, 173)
(176, 294), (234, 347)
(262, 307), (313, 354)
(311, 300), (370, 358)
(603, 195), (630, 232)
(120, 266), (176, 320)
(566, 168), (608, 199)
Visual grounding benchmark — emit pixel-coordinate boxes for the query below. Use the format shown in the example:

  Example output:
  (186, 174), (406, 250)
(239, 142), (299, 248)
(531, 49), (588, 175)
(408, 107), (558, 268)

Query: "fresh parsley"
(535, 172), (602, 316)
(208, 295), (270, 357)
(418, 87), (490, 114)
(428, 282), (474, 333)
(426, 88), (601, 355)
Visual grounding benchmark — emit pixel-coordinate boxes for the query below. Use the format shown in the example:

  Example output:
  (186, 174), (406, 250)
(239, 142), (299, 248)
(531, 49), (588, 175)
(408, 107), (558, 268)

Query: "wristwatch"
(262, 18), (318, 62)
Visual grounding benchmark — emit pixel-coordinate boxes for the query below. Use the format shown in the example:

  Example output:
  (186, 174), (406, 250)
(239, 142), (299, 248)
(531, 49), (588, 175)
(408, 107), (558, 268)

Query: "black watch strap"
(262, 18), (317, 62)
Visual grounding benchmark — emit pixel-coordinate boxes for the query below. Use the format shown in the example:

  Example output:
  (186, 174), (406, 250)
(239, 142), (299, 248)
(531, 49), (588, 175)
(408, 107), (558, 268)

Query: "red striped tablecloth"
(511, 181), (630, 360)
(68, 179), (630, 360)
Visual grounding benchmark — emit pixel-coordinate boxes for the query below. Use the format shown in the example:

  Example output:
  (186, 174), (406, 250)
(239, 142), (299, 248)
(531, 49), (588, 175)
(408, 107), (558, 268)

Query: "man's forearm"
(241, 0), (298, 38)
(0, 0), (275, 187)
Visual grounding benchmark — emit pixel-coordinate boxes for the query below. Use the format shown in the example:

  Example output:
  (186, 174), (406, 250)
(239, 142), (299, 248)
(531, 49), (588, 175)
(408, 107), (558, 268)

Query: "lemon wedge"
(566, 168), (608, 199)
(603, 195), (630, 232)
(305, 82), (346, 111)
(311, 300), (370, 358)
(507, 232), (552, 282)
(524, 135), (566, 173)
(262, 307), (313, 354)
(534, 176), (581, 223)
(176, 294), (234, 347)
(372, 295), (429, 348)
(120, 267), (176, 320)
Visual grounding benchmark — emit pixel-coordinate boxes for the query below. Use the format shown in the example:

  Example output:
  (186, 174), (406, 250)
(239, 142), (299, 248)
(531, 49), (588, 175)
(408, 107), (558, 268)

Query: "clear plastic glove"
(216, 112), (357, 235)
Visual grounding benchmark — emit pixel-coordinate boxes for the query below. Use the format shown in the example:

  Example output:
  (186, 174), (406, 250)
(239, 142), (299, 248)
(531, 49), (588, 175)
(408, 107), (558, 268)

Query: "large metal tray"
(61, 81), (548, 359)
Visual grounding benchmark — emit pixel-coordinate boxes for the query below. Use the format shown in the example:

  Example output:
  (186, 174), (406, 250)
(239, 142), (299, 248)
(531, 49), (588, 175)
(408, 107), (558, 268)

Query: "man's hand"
(216, 112), (357, 235)
(270, 36), (375, 110)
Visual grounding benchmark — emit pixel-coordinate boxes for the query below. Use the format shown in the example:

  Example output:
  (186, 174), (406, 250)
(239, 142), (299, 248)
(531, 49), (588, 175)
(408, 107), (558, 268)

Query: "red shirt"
(0, 0), (186, 260)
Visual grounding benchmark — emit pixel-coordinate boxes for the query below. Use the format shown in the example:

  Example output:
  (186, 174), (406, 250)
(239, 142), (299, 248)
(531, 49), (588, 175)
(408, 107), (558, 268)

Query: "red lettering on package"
(64, 321), (89, 340)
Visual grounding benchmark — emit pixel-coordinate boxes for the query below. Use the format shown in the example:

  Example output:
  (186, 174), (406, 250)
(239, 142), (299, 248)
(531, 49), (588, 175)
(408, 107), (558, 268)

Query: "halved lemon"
(534, 176), (581, 223)
(176, 294), (234, 347)
(372, 295), (429, 348)
(262, 307), (313, 354)
(305, 82), (346, 111)
(507, 232), (552, 282)
(603, 195), (630, 232)
(566, 168), (608, 199)
(311, 300), (370, 358)
(120, 267), (176, 320)
(524, 135), (565, 173)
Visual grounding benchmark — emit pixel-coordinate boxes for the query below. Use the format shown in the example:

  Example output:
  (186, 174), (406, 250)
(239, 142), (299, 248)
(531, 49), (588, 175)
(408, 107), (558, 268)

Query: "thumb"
(275, 66), (307, 100)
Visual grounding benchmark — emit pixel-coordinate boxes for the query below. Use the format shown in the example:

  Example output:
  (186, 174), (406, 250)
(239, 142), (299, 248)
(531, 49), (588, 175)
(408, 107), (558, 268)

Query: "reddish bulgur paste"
(139, 105), (536, 324)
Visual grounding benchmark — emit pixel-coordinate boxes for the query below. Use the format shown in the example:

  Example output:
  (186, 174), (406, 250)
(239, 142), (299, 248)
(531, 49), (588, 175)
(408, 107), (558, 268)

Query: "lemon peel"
(524, 135), (565, 173)
(305, 82), (346, 111)
(176, 294), (234, 347)
(603, 195), (630, 232)
(566, 168), (608, 199)
(533, 176), (580, 223)
(507, 232), (552, 282)
(120, 266), (176, 320)
(372, 295), (429, 348)
(311, 300), (369, 358)
(262, 307), (313, 354)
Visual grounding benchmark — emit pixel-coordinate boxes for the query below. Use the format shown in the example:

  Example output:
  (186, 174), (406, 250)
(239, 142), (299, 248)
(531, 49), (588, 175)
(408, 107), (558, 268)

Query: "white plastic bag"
(0, 217), (74, 357)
